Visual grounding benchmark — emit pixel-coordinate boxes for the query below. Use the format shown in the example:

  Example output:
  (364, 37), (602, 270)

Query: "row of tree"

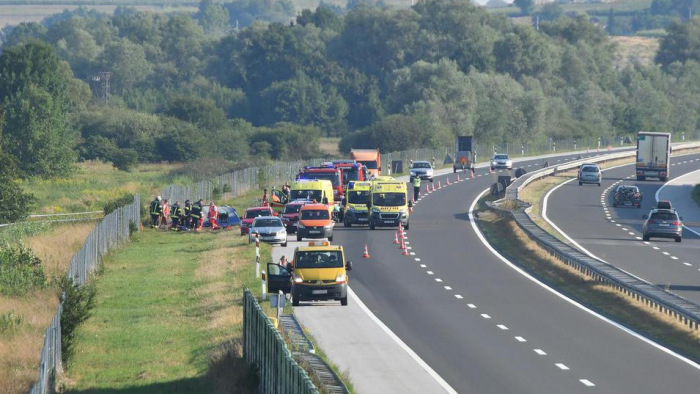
(2, 0), (700, 181)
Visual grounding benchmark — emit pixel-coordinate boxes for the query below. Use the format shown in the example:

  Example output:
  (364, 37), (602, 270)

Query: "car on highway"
(280, 200), (309, 233)
(240, 206), (275, 235)
(490, 154), (513, 171)
(289, 241), (352, 306)
(578, 163), (602, 186)
(612, 185), (642, 208)
(297, 203), (334, 242)
(642, 208), (683, 242)
(409, 161), (434, 183)
(249, 216), (287, 247)
(657, 200), (673, 210)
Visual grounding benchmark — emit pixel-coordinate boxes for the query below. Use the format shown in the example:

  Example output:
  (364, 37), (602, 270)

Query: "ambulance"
(342, 181), (371, 227)
(367, 178), (411, 230)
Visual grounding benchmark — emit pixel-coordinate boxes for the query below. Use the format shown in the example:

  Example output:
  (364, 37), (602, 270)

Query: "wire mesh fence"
(30, 195), (141, 394)
(243, 288), (318, 394)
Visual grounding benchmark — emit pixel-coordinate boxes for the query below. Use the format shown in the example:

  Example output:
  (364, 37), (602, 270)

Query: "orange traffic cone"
(363, 244), (370, 259)
(470, 170), (474, 179)
(446, 177), (451, 186)
(400, 238), (407, 250)
(438, 180), (442, 189)
(393, 231), (399, 244)
(489, 166), (493, 174)
(402, 239), (409, 256)
(432, 183), (436, 192)
(425, 184), (430, 194)
(457, 173), (461, 182)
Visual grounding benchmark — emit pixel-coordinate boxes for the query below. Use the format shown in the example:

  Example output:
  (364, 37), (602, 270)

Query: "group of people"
(261, 182), (291, 206)
(149, 196), (222, 231)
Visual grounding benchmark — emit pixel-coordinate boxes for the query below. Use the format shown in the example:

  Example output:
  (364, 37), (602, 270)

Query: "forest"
(2, 0), (700, 221)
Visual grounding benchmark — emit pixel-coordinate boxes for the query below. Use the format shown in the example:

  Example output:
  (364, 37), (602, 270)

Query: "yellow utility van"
(289, 241), (352, 306)
(342, 181), (371, 227)
(368, 178), (411, 230)
(289, 179), (334, 206)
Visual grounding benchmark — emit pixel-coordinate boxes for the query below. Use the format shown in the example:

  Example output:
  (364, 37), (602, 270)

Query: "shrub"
(103, 193), (135, 215)
(110, 148), (139, 171)
(0, 312), (23, 334)
(0, 243), (46, 296)
(59, 276), (97, 364)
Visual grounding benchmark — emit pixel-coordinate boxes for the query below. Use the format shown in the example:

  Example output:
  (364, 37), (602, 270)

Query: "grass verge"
(0, 222), (95, 394)
(692, 184), (700, 208)
(476, 205), (700, 361)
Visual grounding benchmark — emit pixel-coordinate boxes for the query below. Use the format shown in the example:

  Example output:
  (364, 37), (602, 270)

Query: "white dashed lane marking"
(454, 294), (463, 299)
(481, 314), (491, 319)
(435, 278), (443, 282)
(580, 379), (596, 387)
(444, 286), (452, 290)
(515, 336), (527, 343)
(534, 349), (547, 355)
(555, 363), (570, 371)
(497, 325), (508, 330)
(426, 271), (434, 275)
(467, 304), (477, 309)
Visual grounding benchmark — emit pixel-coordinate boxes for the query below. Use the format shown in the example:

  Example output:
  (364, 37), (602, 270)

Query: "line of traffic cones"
(393, 231), (399, 244)
(438, 180), (442, 189)
(432, 183), (436, 192)
(446, 177), (450, 186)
(401, 238), (409, 256)
(363, 244), (370, 258)
(425, 184), (430, 194)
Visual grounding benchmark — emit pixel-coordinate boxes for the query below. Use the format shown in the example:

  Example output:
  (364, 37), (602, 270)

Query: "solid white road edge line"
(655, 168), (700, 237)
(348, 288), (458, 394)
(535, 171), (700, 369)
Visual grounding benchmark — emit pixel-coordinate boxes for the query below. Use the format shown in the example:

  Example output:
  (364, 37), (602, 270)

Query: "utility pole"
(92, 72), (113, 106)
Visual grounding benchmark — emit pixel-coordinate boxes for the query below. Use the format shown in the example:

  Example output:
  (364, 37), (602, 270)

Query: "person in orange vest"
(262, 188), (269, 206)
(208, 201), (220, 230)
(160, 199), (170, 227)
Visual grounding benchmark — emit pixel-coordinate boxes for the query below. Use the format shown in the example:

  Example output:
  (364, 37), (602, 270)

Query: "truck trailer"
(636, 132), (671, 181)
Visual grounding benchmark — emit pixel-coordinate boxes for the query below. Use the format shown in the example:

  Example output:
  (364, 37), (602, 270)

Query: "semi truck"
(453, 136), (475, 173)
(636, 132), (671, 181)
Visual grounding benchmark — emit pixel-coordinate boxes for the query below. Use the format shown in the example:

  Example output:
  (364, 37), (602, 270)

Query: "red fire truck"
(297, 166), (344, 203)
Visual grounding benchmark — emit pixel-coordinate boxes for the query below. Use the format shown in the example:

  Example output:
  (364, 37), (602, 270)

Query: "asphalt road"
(272, 149), (700, 394)
(545, 153), (700, 304)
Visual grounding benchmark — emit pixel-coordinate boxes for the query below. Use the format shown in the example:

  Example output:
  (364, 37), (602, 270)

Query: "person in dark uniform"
(149, 196), (162, 228)
(184, 200), (192, 228)
(191, 199), (203, 230)
(170, 201), (182, 230)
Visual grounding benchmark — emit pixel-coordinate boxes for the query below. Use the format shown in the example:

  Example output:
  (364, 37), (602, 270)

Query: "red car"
(280, 201), (309, 233)
(240, 206), (275, 235)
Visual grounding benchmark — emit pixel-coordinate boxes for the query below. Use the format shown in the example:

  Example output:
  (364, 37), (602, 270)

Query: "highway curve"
(544, 153), (700, 304)
(298, 151), (700, 393)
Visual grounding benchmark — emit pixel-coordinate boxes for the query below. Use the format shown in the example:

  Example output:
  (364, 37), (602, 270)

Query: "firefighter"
(184, 200), (193, 228)
(262, 188), (269, 206)
(191, 199), (203, 230)
(160, 199), (170, 227)
(149, 196), (162, 228)
(412, 174), (421, 202)
(170, 201), (182, 230)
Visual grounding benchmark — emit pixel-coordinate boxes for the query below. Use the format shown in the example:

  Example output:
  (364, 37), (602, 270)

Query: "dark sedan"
(642, 208), (683, 242)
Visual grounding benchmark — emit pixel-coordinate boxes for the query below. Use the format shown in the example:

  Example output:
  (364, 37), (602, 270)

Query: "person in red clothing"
(262, 188), (269, 206)
(208, 201), (220, 230)
(160, 199), (170, 227)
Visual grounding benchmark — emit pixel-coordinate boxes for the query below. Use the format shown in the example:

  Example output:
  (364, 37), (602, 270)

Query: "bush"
(111, 148), (139, 171)
(59, 276), (97, 364)
(103, 193), (135, 215)
(0, 312), (23, 334)
(0, 175), (36, 225)
(0, 243), (47, 296)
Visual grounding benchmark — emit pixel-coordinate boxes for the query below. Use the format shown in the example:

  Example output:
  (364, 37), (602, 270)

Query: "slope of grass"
(692, 184), (700, 208)
(21, 161), (187, 214)
(0, 222), (95, 394)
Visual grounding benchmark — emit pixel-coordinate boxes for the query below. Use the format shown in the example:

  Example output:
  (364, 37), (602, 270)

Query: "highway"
(544, 153), (700, 304)
(273, 150), (700, 393)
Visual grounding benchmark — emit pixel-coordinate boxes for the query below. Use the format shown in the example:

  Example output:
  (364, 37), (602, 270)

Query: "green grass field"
(21, 161), (188, 214)
(63, 217), (271, 392)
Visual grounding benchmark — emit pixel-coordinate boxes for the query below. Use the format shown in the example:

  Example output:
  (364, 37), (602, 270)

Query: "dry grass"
(0, 222), (94, 394)
(319, 137), (341, 157)
(611, 36), (660, 70)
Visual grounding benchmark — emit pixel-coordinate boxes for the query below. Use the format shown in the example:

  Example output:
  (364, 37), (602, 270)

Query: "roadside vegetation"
(0, 222), (95, 394)
(476, 205), (700, 362)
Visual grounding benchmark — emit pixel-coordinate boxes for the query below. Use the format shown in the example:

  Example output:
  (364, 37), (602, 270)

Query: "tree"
(538, 3), (564, 22)
(198, 0), (230, 36)
(656, 19), (700, 68)
(514, 0), (534, 16)
(2, 85), (77, 178)
(97, 38), (152, 94)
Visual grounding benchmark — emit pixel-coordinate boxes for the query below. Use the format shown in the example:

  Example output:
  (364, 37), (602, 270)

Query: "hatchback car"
(409, 161), (434, 182)
(240, 206), (275, 235)
(578, 164), (602, 186)
(642, 209), (683, 242)
(490, 154), (513, 171)
(249, 216), (287, 247)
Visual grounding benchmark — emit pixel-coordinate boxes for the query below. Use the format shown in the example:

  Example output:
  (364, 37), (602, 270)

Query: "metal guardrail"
(243, 289), (318, 394)
(492, 141), (700, 331)
(30, 196), (141, 394)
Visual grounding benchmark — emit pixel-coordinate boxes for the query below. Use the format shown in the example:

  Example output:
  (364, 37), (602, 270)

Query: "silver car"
(249, 216), (288, 247)
(410, 161), (434, 182)
(642, 209), (683, 242)
(490, 154), (513, 170)
(578, 164), (602, 186)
